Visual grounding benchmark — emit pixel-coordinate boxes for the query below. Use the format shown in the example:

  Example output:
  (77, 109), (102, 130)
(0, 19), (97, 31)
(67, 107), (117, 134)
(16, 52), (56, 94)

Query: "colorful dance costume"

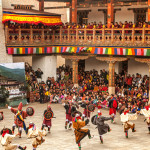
(73, 114), (92, 150)
(64, 102), (76, 129)
(140, 105), (150, 134)
(7, 102), (28, 138)
(108, 96), (118, 123)
(41, 105), (53, 133)
(80, 101), (90, 121)
(27, 122), (47, 150)
(0, 128), (26, 150)
(120, 109), (137, 138)
(92, 110), (112, 144)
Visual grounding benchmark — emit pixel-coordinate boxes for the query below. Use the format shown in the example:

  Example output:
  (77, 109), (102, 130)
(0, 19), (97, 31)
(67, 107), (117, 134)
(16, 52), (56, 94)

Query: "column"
(148, 0), (150, 26)
(107, 0), (114, 28)
(72, 0), (77, 24)
(108, 61), (115, 95)
(72, 59), (78, 87)
(70, 6), (72, 24)
(39, 0), (44, 12)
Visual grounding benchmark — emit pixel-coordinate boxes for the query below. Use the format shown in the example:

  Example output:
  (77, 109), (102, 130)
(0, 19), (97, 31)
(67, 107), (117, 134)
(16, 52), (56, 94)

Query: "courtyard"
(0, 103), (150, 150)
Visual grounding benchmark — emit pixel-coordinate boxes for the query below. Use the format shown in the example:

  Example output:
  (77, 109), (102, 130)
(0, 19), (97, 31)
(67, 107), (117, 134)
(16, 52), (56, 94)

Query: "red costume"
(83, 109), (90, 118)
(8, 102), (28, 138)
(108, 96), (118, 123)
(42, 105), (53, 133)
(64, 102), (76, 129)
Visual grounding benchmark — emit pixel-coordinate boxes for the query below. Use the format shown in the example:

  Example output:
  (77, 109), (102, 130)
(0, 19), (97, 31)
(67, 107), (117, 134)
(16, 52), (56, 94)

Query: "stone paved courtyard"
(0, 102), (150, 150)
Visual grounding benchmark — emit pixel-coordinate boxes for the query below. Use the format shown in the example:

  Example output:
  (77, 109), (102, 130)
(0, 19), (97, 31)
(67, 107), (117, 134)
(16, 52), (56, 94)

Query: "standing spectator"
(39, 83), (44, 103)
(35, 68), (43, 83)
(46, 77), (51, 89)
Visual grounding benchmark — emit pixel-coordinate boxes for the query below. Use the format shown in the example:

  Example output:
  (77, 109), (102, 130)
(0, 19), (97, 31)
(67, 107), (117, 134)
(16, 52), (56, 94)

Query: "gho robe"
(93, 116), (112, 135)
(73, 120), (89, 144)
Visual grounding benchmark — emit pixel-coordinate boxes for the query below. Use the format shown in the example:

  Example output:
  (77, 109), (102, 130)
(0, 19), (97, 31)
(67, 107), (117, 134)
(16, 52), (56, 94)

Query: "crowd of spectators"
(25, 62), (149, 114)
(6, 20), (148, 41)
(62, 21), (148, 29)
(6, 20), (148, 30)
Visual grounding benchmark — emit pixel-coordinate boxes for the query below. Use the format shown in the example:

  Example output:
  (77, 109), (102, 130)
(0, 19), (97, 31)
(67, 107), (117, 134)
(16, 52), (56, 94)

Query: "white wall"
(78, 7), (105, 24)
(88, 8), (104, 24)
(85, 57), (119, 74)
(115, 7), (134, 23)
(32, 56), (57, 82)
(65, 57), (119, 74)
(57, 55), (65, 68)
(44, 2), (68, 23)
(128, 58), (149, 76)
(13, 56), (32, 66)
(2, 0), (39, 10)
(115, 5), (148, 23)
(0, 0), (12, 63)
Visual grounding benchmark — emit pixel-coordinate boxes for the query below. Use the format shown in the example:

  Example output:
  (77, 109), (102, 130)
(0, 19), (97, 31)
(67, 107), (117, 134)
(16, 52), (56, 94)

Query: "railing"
(5, 26), (150, 47)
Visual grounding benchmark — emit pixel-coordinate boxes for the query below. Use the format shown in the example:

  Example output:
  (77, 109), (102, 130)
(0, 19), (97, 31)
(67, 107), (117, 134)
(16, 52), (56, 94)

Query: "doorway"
(78, 60), (85, 71)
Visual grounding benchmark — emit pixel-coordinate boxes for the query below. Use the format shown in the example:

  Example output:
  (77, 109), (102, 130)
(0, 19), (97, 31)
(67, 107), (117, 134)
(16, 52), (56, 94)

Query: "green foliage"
(0, 65), (25, 83)
(0, 86), (9, 103)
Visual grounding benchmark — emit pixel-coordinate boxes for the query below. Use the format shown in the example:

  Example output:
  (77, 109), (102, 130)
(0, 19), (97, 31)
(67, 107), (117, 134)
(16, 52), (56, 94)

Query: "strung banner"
(7, 47), (150, 57)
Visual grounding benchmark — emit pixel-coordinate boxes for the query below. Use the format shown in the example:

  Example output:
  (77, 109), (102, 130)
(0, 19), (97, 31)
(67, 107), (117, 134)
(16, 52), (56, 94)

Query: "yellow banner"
(3, 13), (62, 25)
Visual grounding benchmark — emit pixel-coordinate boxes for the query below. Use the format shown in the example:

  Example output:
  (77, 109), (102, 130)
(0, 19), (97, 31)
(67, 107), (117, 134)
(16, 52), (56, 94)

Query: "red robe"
(11, 108), (28, 127)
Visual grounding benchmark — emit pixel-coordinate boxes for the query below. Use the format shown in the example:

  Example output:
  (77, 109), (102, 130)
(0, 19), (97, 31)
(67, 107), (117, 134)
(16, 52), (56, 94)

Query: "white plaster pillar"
(0, 0), (12, 63)
(32, 56), (57, 82)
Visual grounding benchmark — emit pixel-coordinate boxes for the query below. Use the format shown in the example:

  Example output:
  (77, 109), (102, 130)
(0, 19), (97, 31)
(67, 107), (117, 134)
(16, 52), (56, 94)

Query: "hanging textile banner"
(2, 11), (62, 26)
(7, 47), (150, 56)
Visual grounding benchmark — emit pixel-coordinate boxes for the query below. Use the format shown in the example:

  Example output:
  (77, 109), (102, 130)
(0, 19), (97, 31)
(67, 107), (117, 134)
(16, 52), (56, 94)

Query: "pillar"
(72, 59), (78, 87)
(107, 0), (114, 28)
(66, 2), (72, 24)
(108, 61), (115, 95)
(70, 6), (72, 24)
(0, 0), (12, 63)
(32, 56), (57, 82)
(148, 0), (150, 26)
(39, 0), (44, 12)
(72, 0), (77, 24)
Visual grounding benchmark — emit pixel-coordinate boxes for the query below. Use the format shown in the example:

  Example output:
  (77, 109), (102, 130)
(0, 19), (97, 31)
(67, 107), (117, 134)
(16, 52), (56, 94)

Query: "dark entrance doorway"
(78, 60), (85, 71)
(119, 60), (128, 75)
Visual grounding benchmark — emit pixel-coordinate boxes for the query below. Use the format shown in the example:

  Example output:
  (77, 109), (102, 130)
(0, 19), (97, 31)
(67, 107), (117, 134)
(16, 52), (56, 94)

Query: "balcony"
(5, 26), (150, 47)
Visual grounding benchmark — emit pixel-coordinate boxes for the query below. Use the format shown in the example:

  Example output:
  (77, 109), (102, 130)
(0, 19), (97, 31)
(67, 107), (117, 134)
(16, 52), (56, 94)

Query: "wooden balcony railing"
(5, 26), (150, 47)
